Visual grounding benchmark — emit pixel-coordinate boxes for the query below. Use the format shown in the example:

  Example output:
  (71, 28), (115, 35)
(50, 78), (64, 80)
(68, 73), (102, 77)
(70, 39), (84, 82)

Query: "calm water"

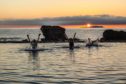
(0, 28), (126, 84)
(0, 28), (126, 40)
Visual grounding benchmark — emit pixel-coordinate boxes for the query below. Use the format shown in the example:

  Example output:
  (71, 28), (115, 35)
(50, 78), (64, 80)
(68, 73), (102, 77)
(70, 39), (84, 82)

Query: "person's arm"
(73, 32), (76, 42)
(73, 33), (76, 39)
(37, 33), (41, 42)
(27, 34), (31, 42)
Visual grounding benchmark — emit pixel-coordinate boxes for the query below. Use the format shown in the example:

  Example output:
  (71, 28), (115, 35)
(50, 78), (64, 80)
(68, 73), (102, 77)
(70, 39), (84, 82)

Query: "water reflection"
(69, 50), (75, 63)
(87, 46), (99, 56)
(86, 46), (100, 65)
(87, 47), (92, 56)
(28, 51), (40, 71)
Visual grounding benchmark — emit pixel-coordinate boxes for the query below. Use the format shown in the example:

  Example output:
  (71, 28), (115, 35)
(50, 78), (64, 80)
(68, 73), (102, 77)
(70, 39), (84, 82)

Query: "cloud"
(0, 15), (126, 26)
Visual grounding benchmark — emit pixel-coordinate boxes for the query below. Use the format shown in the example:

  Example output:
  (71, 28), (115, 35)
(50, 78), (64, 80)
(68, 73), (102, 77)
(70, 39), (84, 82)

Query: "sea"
(0, 27), (126, 84)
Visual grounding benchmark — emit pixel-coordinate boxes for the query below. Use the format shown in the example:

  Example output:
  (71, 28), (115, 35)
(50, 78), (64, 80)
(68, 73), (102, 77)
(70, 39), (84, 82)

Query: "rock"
(101, 29), (126, 42)
(41, 25), (68, 42)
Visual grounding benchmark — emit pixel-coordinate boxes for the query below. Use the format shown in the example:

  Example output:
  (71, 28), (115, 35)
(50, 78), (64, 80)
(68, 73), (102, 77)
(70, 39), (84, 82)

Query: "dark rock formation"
(101, 29), (126, 42)
(41, 25), (68, 42)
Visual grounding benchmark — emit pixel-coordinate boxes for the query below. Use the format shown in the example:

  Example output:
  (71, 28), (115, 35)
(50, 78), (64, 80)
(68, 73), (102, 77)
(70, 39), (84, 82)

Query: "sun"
(87, 23), (92, 28)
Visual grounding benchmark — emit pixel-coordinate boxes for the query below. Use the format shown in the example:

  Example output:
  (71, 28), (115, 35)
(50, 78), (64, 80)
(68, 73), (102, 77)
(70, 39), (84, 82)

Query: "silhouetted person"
(86, 38), (92, 47)
(88, 38), (91, 44)
(86, 38), (99, 47)
(69, 38), (74, 50)
(27, 34), (41, 49)
(31, 39), (38, 49)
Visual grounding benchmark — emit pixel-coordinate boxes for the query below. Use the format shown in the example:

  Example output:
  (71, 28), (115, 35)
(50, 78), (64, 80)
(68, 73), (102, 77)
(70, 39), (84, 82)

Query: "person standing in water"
(69, 38), (74, 50)
(69, 33), (76, 50)
(27, 34), (41, 49)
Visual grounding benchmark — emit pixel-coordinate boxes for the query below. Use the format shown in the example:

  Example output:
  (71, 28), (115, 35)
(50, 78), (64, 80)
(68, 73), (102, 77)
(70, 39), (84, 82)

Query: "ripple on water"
(0, 42), (126, 84)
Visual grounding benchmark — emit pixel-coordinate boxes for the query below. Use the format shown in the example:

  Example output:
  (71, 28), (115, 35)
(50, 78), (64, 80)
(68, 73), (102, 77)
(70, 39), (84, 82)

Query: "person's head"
(69, 38), (73, 42)
(88, 38), (91, 43)
(32, 39), (36, 42)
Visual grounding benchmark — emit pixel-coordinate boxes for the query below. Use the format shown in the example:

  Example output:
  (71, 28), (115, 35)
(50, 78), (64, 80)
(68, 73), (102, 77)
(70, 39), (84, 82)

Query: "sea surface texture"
(0, 28), (126, 84)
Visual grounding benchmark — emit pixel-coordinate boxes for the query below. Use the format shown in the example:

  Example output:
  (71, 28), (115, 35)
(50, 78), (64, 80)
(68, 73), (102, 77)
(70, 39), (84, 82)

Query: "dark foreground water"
(0, 28), (126, 84)
(0, 43), (126, 84)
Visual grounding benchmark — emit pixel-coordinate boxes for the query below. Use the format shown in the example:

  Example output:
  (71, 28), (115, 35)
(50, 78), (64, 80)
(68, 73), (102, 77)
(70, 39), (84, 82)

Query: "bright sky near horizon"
(0, 0), (126, 19)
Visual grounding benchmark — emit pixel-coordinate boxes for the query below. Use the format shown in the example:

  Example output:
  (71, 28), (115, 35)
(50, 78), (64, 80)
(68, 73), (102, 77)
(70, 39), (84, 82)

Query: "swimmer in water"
(27, 34), (41, 49)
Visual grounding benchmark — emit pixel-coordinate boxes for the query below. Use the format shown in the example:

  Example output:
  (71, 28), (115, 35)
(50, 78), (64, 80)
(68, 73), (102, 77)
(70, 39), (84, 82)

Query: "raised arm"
(27, 34), (31, 42)
(72, 32), (76, 42)
(73, 32), (76, 39)
(37, 33), (41, 42)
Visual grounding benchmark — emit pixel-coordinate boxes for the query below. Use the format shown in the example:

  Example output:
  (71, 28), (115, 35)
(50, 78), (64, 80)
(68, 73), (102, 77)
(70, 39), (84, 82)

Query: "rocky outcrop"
(41, 25), (68, 42)
(101, 29), (126, 42)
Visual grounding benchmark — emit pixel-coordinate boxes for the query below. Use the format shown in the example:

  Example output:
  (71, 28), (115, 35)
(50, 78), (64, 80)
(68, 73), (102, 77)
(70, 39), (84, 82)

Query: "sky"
(0, 0), (126, 28)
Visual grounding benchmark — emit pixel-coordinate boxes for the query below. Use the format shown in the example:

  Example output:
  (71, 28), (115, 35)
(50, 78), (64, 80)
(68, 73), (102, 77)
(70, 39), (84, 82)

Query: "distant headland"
(80, 24), (104, 28)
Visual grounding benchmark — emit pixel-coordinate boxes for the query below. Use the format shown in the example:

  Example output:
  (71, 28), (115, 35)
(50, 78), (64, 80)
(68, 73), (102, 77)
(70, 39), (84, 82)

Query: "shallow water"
(0, 43), (126, 84)
(0, 28), (126, 84)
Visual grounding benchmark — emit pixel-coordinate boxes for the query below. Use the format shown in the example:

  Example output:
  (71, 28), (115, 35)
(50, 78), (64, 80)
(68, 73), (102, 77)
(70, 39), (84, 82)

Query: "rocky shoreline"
(100, 29), (126, 42)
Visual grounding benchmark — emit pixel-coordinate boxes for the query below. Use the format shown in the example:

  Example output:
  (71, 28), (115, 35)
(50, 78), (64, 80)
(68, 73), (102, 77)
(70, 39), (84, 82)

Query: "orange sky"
(0, 0), (126, 19)
(0, 0), (126, 28)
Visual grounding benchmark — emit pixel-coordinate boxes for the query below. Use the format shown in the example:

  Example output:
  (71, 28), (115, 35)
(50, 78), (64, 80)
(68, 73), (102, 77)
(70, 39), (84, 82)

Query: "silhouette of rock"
(41, 25), (67, 42)
(101, 29), (126, 42)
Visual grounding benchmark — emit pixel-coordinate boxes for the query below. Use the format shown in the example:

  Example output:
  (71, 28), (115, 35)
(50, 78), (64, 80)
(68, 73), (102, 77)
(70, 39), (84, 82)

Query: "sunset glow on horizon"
(0, 0), (126, 28)
(62, 24), (126, 28)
